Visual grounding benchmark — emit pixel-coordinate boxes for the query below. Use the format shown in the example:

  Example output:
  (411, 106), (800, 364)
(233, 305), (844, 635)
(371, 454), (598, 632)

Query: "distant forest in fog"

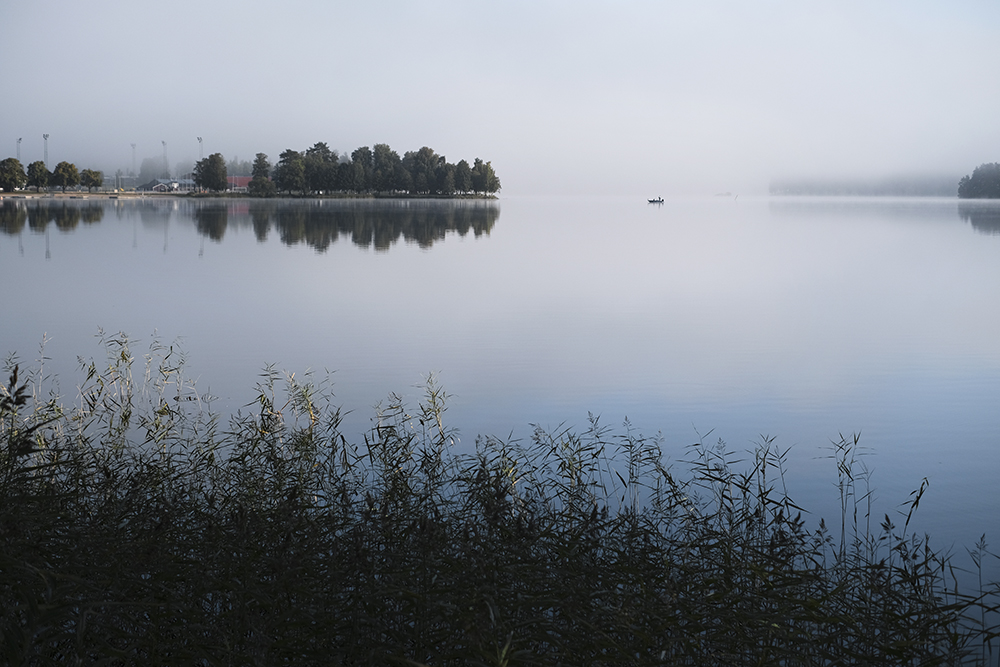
(769, 174), (959, 197)
(770, 164), (1000, 198)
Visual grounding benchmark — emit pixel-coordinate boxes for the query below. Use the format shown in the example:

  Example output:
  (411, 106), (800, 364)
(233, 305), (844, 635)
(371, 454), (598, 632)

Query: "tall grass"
(1, 334), (997, 665)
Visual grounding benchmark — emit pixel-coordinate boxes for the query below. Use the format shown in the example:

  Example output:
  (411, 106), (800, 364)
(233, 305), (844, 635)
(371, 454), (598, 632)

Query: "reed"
(1, 335), (997, 665)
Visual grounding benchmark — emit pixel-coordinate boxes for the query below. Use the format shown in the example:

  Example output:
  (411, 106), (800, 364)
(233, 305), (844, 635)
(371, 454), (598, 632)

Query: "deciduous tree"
(0, 157), (27, 192)
(455, 159), (472, 194)
(26, 161), (48, 192)
(304, 142), (338, 193)
(403, 147), (440, 194)
(438, 161), (456, 195)
(471, 158), (500, 195)
(251, 153), (271, 180)
(470, 158), (486, 194)
(248, 153), (276, 197)
(194, 153), (228, 192)
(274, 150), (306, 194)
(483, 161), (501, 194)
(372, 143), (401, 193)
(248, 178), (277, 198)
(80, 169), (103, 192)
(350, 146), (373, 192)
(51, 161), (80, 192)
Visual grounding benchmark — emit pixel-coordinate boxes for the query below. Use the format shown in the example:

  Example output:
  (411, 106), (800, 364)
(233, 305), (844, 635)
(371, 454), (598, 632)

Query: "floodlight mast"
(130, 144), (136, 178)
(17, 138), (21, 161)
(43, 134), (49, 167)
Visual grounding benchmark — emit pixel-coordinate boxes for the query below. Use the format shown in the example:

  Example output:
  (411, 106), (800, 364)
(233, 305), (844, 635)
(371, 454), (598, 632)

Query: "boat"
(648, 197), (664, 204)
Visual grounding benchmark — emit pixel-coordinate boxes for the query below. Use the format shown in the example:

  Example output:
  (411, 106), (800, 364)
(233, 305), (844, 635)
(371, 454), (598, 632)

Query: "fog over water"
(2, 1), (999, 195)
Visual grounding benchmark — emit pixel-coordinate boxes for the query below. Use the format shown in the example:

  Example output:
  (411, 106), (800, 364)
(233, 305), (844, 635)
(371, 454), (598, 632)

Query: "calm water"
(2, 195), (999, 556)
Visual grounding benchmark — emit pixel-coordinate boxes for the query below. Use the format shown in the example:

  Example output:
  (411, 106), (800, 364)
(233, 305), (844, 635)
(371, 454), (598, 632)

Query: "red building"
(226, 176), (252, 193)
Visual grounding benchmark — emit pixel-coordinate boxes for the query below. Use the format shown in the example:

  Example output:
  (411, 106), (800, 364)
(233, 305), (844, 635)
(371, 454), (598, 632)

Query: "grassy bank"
(2, 334), (998, 665)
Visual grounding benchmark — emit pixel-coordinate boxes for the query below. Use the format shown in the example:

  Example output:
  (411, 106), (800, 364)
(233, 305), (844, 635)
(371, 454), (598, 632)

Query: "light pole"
(162, 141), (168, 178)
(197, 137), (203, 161)
(16, 138), (21, 161)
(130, 143), (136, 178)
(43, 134), (49, 168)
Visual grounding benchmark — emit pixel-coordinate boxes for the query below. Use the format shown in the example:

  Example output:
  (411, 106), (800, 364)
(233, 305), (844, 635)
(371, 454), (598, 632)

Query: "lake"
(2, 194), (999, 560)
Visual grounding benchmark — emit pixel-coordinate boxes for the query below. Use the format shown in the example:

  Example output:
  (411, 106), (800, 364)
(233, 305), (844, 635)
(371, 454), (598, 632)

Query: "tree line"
(0, 158), (103, 193)
(2, 142), (501, 198)
(239, 143), (500, 197)
(958, 163), (1000, 199)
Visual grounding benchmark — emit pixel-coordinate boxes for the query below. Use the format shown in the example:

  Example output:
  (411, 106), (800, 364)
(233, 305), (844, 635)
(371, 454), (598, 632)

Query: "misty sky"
(2, 0), (999, 195)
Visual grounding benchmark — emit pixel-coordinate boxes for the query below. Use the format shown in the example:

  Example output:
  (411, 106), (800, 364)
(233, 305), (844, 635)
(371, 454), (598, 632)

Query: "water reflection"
(256, 200), (499, 251)
(767, 197), (1000, 237)
(0, 203), (26, 234)
(0, 198), (499, 252)
(958, 201), (1000, 235)
(193, 205), (228, 241)
(0, 200), (105, 234)
(768, 197), (960, 222)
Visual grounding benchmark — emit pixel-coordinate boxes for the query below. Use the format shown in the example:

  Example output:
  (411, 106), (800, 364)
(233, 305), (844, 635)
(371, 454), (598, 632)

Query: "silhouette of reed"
(2, 334), (997, 665)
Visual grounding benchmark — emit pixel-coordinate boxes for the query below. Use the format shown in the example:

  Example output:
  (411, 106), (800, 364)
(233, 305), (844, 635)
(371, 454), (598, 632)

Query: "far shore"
(1, 191), (498, 200)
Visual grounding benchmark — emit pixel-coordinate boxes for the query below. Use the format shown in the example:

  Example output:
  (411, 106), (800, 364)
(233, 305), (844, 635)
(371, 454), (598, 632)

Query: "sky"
(2, 0), (999, 195)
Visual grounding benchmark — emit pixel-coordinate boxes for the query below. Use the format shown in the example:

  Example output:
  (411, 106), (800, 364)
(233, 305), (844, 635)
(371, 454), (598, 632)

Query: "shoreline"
(0, 191), (499, 201)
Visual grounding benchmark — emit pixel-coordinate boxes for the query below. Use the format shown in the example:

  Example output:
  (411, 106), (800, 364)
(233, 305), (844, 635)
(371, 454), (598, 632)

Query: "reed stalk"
(1, 336), (997, 665)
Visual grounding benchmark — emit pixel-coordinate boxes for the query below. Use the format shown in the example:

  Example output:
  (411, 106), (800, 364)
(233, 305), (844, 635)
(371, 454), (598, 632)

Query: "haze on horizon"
(2, 0), (998, 196)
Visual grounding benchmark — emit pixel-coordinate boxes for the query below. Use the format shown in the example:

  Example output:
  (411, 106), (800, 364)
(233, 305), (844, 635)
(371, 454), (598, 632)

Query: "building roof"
(138, 178), (196, 191)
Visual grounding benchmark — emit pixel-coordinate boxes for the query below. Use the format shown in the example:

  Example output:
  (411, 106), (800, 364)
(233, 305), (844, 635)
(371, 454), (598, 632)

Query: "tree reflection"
(193, 205), (228, 241)
(1, 199), (499, 252)
(0, 202), (27, 234)
(958, 202), (1000, 235)
(1, 201), (104, 234)
(81, 205), (104, 224)
(251, 204), (273, 241)
(27, 203), (54, 232)
(245, 200), (499, 252)
(274, 207), (310, 247)
(53, 204), (81, 231)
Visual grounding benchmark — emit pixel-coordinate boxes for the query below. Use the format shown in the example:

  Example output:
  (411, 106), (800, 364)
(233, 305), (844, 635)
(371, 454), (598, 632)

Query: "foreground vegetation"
(2, 335), (998, 665)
